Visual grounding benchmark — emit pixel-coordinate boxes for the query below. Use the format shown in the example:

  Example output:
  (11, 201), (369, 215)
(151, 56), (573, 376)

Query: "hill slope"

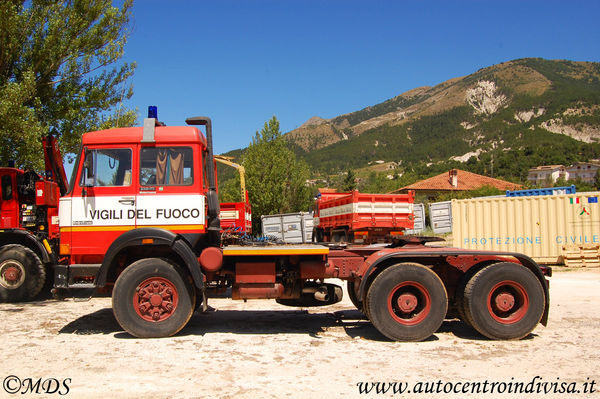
(286, 58), (600, 180)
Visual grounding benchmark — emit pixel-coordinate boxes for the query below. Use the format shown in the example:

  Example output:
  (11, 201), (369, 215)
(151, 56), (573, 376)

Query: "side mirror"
(82, 149), (94, 187)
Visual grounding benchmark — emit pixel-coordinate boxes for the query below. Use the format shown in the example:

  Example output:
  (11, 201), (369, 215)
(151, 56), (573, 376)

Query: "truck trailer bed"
(222, 244), (330, 256)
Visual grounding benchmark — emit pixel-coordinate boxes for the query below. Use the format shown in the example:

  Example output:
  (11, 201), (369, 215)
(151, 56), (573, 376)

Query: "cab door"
(65, 146), (137, 260)
(0, 172), (18, 228)
(136, 145), (205, 237)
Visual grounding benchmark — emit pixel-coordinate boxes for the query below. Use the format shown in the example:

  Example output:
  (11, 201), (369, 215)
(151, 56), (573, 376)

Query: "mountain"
(286, 58), (600, 181)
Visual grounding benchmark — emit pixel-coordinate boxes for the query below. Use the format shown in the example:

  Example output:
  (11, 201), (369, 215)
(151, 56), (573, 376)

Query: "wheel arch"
(0, 230), (53, 264)
(95, 227), (204, 290)
(358, 256), (406, 302)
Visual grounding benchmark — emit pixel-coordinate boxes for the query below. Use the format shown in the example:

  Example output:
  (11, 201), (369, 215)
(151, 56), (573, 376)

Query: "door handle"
(118, 197), (135, 205)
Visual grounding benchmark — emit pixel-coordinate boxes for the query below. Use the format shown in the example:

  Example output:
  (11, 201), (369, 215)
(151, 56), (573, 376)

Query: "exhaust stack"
(186, 116), (221, 245)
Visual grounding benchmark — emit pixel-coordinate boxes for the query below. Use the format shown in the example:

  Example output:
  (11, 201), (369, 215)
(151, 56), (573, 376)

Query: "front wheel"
(366, 263), (447, 341)
(463, 262), (545, 340)
(0, 244), (46, 302)
(112, 258), (196, 338)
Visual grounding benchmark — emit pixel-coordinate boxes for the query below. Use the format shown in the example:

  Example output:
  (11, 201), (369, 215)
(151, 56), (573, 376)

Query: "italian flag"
(570, 198), (579, 204)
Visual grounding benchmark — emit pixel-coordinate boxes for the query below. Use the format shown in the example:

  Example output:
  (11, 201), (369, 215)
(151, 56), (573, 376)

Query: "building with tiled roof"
(527, 165), (567, 185)
(527, 160), (600, 184)
(393, 169), (522, 195)
(565, 161), (600, 183)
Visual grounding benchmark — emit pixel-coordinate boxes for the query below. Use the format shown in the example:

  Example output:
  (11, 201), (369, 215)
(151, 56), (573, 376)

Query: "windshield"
(66, 147), (82, 195)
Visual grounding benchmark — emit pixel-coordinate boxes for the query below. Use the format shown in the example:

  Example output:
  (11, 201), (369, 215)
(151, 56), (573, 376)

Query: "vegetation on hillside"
(330, 91), (431, 128)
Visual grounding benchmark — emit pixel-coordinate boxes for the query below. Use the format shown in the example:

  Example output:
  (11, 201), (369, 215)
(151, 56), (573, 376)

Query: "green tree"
(0, 0), (136, 169)
(595, 169), (600, 190)
(340, 169), (357, 192)
(243, 116), (312, 232)
(358, 171), (398, 193)
(218, 174), (241, 203)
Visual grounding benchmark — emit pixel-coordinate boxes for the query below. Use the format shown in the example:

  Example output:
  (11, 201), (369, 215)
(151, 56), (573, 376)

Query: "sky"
(119, 0), (600, 155)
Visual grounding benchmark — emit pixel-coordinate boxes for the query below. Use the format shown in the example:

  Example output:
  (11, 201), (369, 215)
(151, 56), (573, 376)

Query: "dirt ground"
(0, 268), (599, 399)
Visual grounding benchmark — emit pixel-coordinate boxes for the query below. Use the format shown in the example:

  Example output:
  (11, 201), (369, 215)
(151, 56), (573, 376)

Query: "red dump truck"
(0, 108), (551, 341)
(313, 189), (415, 244)
(215, 156), (251, 234)
(219, 197), (252, 234)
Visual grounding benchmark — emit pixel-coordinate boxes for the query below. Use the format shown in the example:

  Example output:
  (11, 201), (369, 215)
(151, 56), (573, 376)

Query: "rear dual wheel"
(454, 266), (480, 328)
(112, 258), (196, 338)
(366, 263), (447, 341)
(463, 262), (545, 340)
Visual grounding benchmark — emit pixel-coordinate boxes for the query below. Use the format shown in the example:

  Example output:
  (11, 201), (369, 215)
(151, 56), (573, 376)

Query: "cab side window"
(80, 149), (132, 187)
(1, 175), (12, 200)
(140, 147), (193, 186)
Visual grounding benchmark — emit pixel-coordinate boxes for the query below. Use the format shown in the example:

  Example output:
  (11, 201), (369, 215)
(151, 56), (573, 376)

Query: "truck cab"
(59, 124), (209, 261)
(55, 115), (218, 289)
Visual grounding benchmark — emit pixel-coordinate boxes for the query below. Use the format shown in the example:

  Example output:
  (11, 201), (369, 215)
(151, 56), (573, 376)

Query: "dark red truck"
(0, 109), (551, 341)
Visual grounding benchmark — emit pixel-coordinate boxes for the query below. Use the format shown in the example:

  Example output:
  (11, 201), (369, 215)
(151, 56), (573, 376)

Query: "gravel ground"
(0, 268), (598, 399)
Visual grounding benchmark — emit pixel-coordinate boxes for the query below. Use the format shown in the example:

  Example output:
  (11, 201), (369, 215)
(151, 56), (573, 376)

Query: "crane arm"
(214, 155), (246, 202)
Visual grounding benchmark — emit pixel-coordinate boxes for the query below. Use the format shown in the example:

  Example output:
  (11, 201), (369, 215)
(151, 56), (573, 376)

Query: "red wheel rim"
(134, 277), (179, 322)
(387, 281), (431, 325)
(0, 260), (26, 289)
(487, 280), (529, 324)
(3, 266), (21, 283)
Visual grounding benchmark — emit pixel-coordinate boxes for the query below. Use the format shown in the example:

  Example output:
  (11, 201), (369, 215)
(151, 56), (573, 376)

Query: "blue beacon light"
(148, 105), (158, 119)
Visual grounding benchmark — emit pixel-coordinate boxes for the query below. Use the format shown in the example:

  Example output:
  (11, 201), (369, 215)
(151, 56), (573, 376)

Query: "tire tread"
(0, 244), (46, 302)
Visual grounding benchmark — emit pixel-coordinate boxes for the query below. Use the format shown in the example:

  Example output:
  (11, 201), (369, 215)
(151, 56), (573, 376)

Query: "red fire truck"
(0, 135), (67, 302)
(0, 109), (551, 341)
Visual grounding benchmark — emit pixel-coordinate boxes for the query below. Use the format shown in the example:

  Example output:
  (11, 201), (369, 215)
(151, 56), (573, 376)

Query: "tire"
(194, 288), (204, 311)
(347, 280), (363, 312)
(463, 262), (545, 340)
(0, 244), (46, 302)
(363, 293), (372, 321)
(454, 266), (482, 328)
(312, 228), (324, 243)
(112, 258), (196, 338)
(455, 283), (470, 326)
(332, 229), (348, 244)
(366, 263), (447, 341)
